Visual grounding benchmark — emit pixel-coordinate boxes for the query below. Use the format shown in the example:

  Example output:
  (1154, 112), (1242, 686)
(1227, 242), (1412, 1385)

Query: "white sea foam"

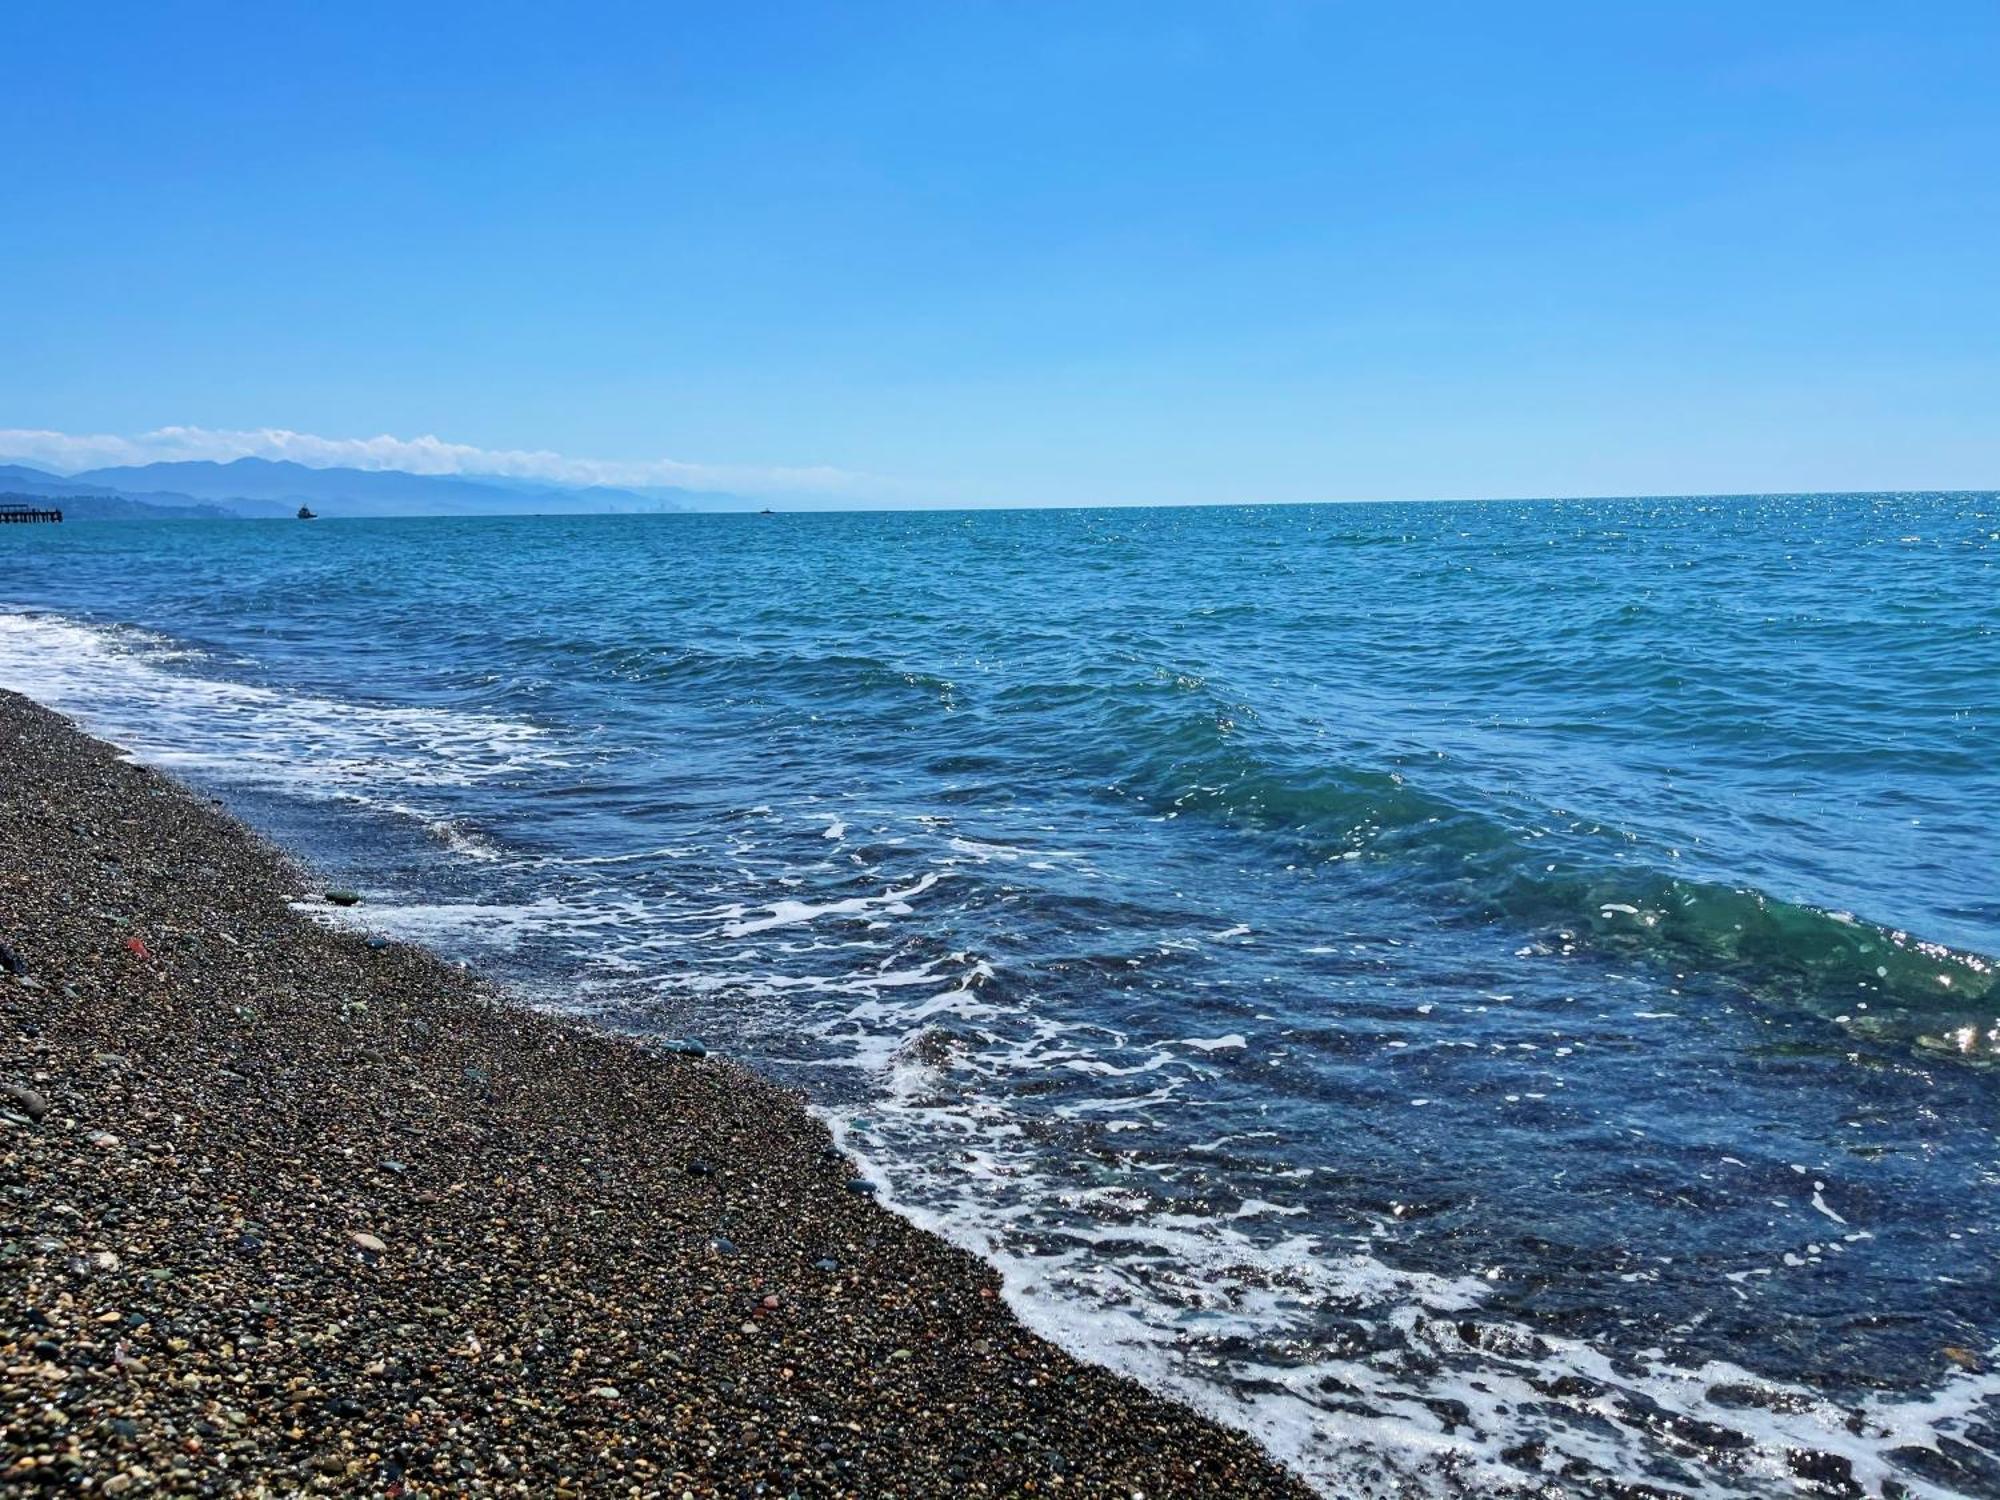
(1179, 1032), (1249, 1051)
(827, 1085), (2000, 1498)
(379, 803), (506, 861)
(558, 844), (703, 866)
(13, 605), (1995, 1498)
(717, 871), (943, 937)
(671, 871), (1999, 1498)
(299, 891), (654, 951)
(0, 611), (568, 804)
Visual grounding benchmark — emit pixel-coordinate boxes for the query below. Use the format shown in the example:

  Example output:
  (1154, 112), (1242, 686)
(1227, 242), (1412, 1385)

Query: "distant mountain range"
(0, 457), (759, 519)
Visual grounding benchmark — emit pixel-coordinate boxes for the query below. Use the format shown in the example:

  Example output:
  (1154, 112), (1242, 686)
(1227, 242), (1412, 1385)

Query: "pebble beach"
(0, 690), (1314, 1498)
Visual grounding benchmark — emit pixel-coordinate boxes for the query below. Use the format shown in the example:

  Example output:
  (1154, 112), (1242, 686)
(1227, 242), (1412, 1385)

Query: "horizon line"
(26, 486), (1994, 520)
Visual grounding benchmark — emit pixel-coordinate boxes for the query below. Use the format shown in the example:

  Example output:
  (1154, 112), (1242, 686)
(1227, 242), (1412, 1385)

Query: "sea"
(4, 495), (1997, 1498)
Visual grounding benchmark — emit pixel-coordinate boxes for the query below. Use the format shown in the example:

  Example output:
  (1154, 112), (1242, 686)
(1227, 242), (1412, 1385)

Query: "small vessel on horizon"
(296, 505), (317, 520)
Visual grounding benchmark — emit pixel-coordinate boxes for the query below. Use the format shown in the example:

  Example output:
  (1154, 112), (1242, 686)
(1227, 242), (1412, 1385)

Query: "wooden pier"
(0, 502), (63, 524)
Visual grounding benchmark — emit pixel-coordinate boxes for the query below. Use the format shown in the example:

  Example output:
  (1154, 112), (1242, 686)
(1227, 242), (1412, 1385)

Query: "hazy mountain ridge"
(0, 457), (761, 517)
(0, 465), (132, 500)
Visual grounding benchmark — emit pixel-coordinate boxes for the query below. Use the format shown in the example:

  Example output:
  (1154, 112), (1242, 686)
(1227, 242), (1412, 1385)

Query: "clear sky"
(3, 2), (1997, 506)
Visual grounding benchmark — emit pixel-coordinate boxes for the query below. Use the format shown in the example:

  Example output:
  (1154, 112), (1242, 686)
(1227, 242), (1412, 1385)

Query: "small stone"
(846, 1178), (878, 1195)
(1, 1083), (48, 1121)
(739, 1321), (760, 1335)
(709, 1235), (738, 1256)
(589, 1385), (621, 1400)
(813, 1257), (839, 1273)
(325, 889), (362, 907)
(0, 942), (26, 976)
(686, 1159), (714, 1177)
(88, 1130), (122, 1149)
(349, 1231), (388, 1255)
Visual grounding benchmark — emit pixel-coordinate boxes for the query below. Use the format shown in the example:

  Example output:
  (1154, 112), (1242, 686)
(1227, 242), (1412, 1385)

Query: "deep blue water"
(4, 496), (1997, 1497)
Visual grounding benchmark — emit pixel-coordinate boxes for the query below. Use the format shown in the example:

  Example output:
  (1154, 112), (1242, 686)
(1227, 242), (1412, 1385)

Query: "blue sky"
(3, 2), (1997, 506)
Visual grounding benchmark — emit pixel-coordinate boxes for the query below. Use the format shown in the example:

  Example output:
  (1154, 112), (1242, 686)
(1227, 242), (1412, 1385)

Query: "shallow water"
(4, 495), (1998, 1496)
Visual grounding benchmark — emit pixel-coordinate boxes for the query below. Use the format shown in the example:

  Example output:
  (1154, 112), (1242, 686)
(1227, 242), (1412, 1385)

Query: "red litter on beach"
(124, 936), (151, 959)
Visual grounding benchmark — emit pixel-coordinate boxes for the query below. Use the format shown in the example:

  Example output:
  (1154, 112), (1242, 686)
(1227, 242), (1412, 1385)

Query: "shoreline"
(0, 691), (1313, 1497)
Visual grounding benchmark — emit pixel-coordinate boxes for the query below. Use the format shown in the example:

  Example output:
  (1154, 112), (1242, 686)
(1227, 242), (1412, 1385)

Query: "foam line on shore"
(0, 689), (1314, 1498)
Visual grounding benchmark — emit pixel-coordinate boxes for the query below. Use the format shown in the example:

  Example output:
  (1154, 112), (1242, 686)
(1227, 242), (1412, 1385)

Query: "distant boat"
(297, 505), (317, 520)
(759, 508), (775, 515)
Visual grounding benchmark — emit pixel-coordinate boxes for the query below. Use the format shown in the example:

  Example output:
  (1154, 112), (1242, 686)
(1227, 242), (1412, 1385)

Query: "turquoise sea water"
(4, 495), (1997, 1496)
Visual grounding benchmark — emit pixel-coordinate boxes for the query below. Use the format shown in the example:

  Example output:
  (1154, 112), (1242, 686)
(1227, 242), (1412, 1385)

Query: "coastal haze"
(4, 495), (1996, 1495)
(0, 457), (758, 520)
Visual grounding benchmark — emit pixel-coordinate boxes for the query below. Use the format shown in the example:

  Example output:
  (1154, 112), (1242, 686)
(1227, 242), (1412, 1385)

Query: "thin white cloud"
(0, 425), (866, 497)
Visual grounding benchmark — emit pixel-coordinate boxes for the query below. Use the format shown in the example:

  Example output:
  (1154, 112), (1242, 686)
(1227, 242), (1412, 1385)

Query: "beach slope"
(0, 691), (1312, 1497)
